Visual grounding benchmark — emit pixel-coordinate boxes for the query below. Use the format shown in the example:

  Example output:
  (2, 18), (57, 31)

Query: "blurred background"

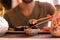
(0, 0), (60, 10)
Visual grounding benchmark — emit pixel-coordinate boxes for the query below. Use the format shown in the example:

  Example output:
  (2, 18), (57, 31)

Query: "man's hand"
(29, 19), (38, 24)
(47, 14), (52, 21)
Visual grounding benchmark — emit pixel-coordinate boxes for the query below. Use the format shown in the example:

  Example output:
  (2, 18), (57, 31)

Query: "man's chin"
(22, 0), (33, 4)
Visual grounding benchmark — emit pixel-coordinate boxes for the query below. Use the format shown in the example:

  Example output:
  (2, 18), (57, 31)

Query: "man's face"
(22, 0), (33, 3)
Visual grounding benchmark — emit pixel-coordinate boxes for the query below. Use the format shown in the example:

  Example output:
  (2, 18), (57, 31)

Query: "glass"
(50, 5), (60, 37)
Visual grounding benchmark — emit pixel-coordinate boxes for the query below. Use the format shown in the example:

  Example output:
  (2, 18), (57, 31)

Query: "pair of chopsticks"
(31, 16), (52, 28)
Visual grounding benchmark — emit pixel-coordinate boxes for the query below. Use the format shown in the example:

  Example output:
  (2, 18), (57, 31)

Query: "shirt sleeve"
(46, 3), (55, 16)
(38, 2), (55, 18)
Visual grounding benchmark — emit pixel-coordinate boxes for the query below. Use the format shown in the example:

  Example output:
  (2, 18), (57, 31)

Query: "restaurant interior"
(0, 0), (60, 40)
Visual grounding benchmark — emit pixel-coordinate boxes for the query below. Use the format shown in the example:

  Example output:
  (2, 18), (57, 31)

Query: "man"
(4, 0), (55, 35)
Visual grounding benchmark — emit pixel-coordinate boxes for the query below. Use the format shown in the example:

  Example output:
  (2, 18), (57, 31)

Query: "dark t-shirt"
(4, 1), (55, 30)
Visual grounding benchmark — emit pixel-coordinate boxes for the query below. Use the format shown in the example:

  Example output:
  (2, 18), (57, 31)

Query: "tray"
(7, 30), (50, 34)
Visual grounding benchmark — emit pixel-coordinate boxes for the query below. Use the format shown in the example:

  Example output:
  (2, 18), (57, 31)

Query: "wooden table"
(0, 31), (56, 38)
(0, 33), (52, 38)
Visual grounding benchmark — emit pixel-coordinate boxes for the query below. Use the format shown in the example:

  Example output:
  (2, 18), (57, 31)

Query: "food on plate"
(43, 26), (51, 31)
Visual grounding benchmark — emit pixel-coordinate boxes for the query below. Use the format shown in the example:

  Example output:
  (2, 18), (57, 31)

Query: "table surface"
(0, 34), (50, 38)
(0, 33), (60, 40)
(0, 33), (55, 38)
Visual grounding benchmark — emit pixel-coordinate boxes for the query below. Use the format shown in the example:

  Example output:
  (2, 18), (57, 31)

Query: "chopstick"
(37, 16), (52, 22)
(31, 20), (49, 28)
(30, 16), (52, 28)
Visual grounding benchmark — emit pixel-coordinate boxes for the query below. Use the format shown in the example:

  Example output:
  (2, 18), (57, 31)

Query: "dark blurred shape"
(1, 0), (12, 10)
